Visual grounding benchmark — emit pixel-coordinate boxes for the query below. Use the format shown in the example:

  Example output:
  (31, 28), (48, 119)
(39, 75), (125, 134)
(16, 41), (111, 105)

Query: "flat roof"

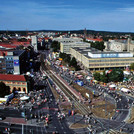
(71, 47), (130, 54)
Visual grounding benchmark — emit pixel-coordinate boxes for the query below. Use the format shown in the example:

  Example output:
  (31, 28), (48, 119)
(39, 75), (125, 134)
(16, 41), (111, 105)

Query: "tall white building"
(53, 37), (90, 54)
(31, 36), (38, 52)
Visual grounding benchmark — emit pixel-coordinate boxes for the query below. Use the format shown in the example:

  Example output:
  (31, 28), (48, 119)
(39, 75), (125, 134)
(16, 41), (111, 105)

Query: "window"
(23, 88), (26, 92)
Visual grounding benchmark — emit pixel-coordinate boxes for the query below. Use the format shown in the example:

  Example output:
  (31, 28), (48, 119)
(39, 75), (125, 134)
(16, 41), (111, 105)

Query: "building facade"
(5, 50), (27, 74)
(0, 56), (6, 74)
(60, 42), (90, 54)
(0, 74), (28, 93)
(70, 47), (134, 70)
(53, 37), (90, 54)
(31, 36), (38, 52)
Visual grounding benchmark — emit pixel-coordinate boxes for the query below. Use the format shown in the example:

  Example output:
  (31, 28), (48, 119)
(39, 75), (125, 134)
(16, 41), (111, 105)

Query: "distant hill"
(0, 29), (134, 36)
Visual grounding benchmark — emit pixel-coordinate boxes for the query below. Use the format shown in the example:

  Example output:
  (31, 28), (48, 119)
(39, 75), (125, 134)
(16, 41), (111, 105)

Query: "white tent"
(86, 76), (92, 80)
(20, 96), (29, 101)
(18, 91), (25, 94)
(109, 84), (116, 88)
(123, 71), (130, 75)
(120, 88), (131, 93)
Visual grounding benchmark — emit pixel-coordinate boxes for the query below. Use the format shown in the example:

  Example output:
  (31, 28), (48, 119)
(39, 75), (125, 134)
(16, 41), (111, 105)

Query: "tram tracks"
(40, 61), (91, 115)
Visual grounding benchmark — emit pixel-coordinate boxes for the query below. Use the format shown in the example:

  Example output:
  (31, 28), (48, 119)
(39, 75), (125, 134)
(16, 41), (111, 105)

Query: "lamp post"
(72, 101), (75, 123)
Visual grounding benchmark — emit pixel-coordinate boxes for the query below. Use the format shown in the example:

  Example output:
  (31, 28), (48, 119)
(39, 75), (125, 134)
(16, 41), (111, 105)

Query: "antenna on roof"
(84, 28), (87, 39)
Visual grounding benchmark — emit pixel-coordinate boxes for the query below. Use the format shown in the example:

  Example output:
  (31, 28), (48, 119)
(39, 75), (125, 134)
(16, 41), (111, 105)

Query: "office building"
(5, 50), (27, 74)
(31, 35), (38, 52)
(70, 47), (134, 71)
(53, 37), (90, 54)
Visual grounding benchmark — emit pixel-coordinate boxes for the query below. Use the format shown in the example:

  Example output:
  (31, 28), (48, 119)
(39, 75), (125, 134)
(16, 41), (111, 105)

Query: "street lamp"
(72, 101), (75, 123)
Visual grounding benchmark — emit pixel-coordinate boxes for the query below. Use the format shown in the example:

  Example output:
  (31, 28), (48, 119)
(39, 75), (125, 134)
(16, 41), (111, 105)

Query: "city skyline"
(1, 0), (134, 32)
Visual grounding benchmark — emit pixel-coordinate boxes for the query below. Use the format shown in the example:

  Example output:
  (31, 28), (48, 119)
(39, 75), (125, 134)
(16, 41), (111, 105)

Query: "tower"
(84, 28), (87, 39)
(127, 37), (131, 52)
(31, 36), (38, 52)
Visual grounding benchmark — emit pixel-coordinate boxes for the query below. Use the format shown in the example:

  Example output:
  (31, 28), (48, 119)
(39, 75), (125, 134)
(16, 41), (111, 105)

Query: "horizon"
(1, 0), (134, 32)
(0, 29), (134, 34)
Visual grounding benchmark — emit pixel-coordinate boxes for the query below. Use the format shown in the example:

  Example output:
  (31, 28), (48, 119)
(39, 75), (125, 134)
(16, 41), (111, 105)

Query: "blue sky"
(0, 0), (134, 32)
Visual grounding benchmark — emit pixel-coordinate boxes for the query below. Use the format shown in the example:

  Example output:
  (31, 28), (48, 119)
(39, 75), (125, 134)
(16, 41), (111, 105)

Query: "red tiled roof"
(0, 43), (17, 49)
(0, 45), (16, 48)
(86, 38), (103, 42)
(0, 74), (26, 82)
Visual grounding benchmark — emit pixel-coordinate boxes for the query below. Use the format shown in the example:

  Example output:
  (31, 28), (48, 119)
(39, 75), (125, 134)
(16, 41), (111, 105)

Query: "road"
(40, 51), (134, 133)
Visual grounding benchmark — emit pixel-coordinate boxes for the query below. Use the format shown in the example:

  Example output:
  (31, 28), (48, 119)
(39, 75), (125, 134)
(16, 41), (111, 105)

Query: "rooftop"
(0, 74), (26, 82)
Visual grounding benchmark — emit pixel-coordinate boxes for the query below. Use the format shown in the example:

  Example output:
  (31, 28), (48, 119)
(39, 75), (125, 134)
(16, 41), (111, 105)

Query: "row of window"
(6, 65), (13, 67)
(6, 57), (13, 60)
(6, 61), (13, 63)
(5, 81), (26, 85)
(89, 59), (134, 62)
(89, 63), (130, 66)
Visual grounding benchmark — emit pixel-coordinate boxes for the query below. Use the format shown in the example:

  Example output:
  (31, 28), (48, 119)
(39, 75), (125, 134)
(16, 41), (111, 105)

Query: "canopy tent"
(86, 76), (92, 80)
(123, 71), (130, 75)
(109, 84), (116, 88)
(120, 88), (131, 93)
(20, 96), (29, 101)
(18, 91), (25, 94)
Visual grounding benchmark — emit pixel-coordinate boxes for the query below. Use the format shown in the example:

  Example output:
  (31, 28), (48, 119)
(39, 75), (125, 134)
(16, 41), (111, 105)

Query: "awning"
(109, 84), (116, 88)
(86, 76), (92, 80)
(20, 96), (29, 101)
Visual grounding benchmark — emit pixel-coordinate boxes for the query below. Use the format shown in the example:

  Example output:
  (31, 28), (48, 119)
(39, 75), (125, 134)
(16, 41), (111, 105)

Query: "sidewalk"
(1, 117), (27, 124)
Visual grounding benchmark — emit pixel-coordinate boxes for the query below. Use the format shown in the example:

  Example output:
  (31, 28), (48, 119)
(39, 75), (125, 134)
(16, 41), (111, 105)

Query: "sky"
(0, 0), (134, 32)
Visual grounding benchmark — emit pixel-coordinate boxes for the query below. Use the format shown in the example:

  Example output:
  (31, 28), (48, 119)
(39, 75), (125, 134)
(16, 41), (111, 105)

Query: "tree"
(93, 72), (100, 81)
(75, 65), (81, 71)
(69, 57), (77, 67)
(100, 71), (108, 83)
(51, 41), (60, 52)
(108, 69), (124, 82)
(0, 82), (10, 97)
(64, 54), (71, 63)
(91, 41), (105, 51)
(130, 63), (134, 70)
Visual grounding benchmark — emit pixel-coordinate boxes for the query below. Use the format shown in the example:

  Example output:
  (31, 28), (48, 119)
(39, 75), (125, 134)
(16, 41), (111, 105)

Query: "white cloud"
(117, 7), (134, 12)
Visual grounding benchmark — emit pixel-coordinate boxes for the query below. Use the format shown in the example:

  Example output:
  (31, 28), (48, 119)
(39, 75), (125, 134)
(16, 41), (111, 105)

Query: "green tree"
(91, 41), (105, 51)
(108, 69), (124, 82)
(100, 71), (108, 83)
(51, 41), (60, 52)
(130, 63), (134, 70)
(75, 65), (81, 71)
(69, 57), (77, 67)
(93, 72), (101, 81)
(0, 82), (10, 97)
(64, 54), (71, 63)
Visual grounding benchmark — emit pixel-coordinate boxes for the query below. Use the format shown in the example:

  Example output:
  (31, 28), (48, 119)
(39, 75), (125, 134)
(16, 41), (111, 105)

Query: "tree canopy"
(108, 69), (124, 82)
(93, 72), (101, 81)
(59, 52), (81, 71)
(130, 63), (134, 70)
(0, 82), (10, 97)
(51, 41), (60, 52)
(93, 69), (124, 83)
(91, 41), (105, 51)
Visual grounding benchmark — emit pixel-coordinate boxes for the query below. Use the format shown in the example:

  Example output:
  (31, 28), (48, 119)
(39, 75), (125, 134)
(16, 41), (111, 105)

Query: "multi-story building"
(60, 42), (91, 54)
(104, 38), (134, 55)
(70, 47), (134, 71)
(53, 37), (83, 43)
(104, 40), (127, 52)
(53, 37), (90, 54)
(0, 74), (28, 93)
(5, 50), (27, 74)
(31, 35), (38, 52)
(0, 56), (6, 74)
